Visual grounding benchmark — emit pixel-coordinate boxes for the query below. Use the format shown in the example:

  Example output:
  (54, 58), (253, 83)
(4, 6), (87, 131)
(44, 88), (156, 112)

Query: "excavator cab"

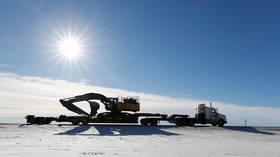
(116, 97), (140, 112)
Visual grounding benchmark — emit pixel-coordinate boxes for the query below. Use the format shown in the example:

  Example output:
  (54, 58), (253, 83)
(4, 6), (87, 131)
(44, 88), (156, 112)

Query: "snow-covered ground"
(0, 124), (279, 157)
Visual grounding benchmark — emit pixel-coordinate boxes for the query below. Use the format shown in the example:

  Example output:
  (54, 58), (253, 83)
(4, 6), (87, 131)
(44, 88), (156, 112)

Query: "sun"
(58, 36), (82, 59)
(47, 21), (94, 70)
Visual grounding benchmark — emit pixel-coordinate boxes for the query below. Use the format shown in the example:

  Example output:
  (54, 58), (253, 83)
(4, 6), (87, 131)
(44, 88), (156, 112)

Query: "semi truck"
(25, 93), (227, 127)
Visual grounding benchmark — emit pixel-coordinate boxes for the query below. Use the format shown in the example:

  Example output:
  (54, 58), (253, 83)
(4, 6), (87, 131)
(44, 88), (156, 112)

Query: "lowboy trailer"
(25, 93), (227, 127)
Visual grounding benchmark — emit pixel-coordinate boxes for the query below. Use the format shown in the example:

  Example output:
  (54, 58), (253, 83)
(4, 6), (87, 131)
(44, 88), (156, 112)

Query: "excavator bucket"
(60, 100), (90, 117)
(88, 101), (100, 117)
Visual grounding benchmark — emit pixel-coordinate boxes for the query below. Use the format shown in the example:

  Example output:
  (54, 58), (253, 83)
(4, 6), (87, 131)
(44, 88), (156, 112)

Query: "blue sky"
(0, 0), (280, 110)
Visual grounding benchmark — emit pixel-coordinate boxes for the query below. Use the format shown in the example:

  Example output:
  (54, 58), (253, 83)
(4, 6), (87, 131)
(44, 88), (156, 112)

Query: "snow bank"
(0, 124), (279, 157)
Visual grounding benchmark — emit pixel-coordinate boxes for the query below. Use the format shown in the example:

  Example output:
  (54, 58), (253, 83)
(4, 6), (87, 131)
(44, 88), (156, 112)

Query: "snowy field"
(0, 124), (280, 157)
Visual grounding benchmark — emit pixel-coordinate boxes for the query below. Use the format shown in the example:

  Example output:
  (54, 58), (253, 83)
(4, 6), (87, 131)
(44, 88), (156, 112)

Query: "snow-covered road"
(0, 124), (279, 157)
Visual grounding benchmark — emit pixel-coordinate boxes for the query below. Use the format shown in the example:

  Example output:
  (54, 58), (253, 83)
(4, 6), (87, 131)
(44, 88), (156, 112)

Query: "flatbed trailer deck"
(26, 112), (198, 126)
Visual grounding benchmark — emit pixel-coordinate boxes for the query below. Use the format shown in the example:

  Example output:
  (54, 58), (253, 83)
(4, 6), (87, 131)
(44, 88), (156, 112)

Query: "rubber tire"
(175, 122), (184, 127)
(217, 120), (225, 127)
(175, 118), (184, 126)
(71, 119), (80, 125)
(37, 118), (50, 125)
(187, 123), (195, 127)
(149, 120), (158, 126)
(140, 119), (149, 126)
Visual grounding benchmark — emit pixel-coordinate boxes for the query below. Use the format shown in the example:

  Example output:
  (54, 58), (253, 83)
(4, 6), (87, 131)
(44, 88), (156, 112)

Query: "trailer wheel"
(71, 119), (80, 125)
(175, 121), (184, 126)
(140, 118), (157, 126)
(140, 119), (149, 126)
(212, 123), (217, 126)
(175, 122), (183, 126)
(187, 122), (194, 126)
(217, 120), (225, 127)
(175, 118), (184, 126)
(149, 120), (158, 126)
(36, 118), (52, 125)
(43, 119), (52, 125)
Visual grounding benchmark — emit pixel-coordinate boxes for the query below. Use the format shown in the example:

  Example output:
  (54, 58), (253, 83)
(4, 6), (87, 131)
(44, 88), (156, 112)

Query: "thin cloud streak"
(0, 64), (12, 68)
(0, 72), (279, 126)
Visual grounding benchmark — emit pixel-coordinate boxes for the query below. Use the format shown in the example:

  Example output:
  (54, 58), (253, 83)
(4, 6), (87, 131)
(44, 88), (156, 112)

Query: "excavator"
(59, 93), (140, 124)
(26, 93), (142, 125)
(25, 92), (227, 126)
(60, 93), (139, 116)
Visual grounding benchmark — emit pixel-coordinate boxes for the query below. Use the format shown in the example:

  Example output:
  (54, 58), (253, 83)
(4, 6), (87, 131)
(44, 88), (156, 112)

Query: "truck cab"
(196, 104), (227, 126)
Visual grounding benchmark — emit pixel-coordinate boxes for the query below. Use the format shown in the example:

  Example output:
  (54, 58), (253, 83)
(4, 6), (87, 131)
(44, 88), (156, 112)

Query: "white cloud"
(0, 72), (279, 126)
(0, 64), (12, 68)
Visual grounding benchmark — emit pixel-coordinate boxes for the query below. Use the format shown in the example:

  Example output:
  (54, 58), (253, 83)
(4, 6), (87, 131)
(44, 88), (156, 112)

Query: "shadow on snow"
(224, 126), (275, 135)
(55, 125), (179, 136)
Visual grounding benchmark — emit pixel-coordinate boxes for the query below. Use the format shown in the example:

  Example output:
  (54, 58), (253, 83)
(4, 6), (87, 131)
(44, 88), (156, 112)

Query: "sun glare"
(48, 21), (93, 70)
(58, 37), (82, 59)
